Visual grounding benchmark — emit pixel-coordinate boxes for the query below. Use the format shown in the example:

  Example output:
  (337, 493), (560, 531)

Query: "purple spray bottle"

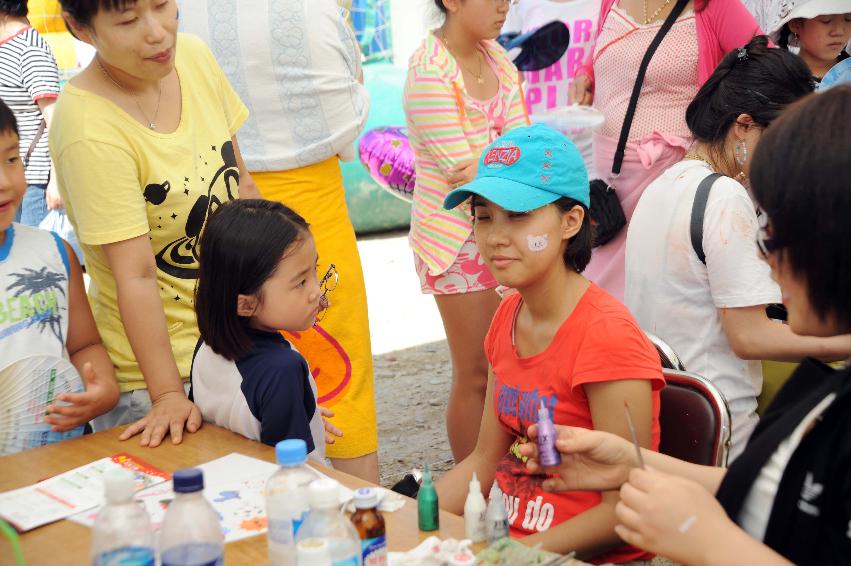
(536, 400), (561, 467)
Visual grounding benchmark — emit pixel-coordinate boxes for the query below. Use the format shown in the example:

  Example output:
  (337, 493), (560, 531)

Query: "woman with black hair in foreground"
(522, 85), (851, 566)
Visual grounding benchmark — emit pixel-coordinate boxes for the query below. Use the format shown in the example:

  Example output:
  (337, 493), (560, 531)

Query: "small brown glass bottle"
(350, 487), (387, 566)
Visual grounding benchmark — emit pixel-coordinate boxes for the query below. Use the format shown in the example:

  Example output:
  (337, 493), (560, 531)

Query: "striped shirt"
(0, 27), (59, 185)
(404, 33), (529, 276)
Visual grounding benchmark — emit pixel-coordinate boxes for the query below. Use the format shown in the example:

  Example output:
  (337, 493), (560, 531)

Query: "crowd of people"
(1, 0), (850, 564)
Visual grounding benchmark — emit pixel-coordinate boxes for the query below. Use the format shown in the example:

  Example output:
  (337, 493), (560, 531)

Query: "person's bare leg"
(330, 451), (380, 484)
(434, 289), (502, 462)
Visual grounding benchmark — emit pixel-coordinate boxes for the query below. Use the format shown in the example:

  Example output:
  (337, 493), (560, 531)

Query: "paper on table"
(69, 452), (355, 544)
(0, 453), (170, 532)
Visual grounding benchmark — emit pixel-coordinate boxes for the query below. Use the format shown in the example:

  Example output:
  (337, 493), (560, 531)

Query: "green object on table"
(341, 61), (412, 235)
(417, 464), (439, 532)
(0, 518), (26, 566)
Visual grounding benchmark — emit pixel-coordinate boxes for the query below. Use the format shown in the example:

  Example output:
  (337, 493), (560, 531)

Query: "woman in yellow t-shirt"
(50, 0), (260, 447)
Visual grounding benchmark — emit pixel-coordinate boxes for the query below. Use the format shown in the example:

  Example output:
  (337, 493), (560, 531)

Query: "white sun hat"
(766, 0), (851, 42)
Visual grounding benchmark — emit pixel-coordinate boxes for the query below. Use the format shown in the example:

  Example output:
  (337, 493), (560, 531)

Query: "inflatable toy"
(358, 126), (415, 202)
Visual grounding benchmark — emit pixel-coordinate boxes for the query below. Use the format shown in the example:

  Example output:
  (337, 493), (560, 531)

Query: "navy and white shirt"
(0, 27), (60, 185)
(191, 329), (326, 462)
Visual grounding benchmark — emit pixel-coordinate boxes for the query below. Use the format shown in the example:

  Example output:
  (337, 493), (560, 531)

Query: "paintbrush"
(623, 401), (645, 470)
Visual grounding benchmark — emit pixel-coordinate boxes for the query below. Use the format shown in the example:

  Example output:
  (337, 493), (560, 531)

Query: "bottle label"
(93, 547), (155, 566)
(361, 535), (388, 566)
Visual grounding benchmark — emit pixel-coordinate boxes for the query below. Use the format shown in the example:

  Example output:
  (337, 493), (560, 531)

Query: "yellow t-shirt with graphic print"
(50, 34), (249, 392)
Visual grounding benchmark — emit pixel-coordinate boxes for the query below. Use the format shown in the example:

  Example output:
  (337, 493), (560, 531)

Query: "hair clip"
(737, 47), (748, 62)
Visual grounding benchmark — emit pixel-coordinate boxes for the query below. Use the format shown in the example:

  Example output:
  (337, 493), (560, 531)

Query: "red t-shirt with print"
(484, 284), (664, 564)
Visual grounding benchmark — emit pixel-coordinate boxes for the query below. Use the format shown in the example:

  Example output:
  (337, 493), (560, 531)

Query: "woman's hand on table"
(447, 160), (478, 189)
(119, 390), (202, 447)
(614, 467), (737, 564)
(44, 362), (119, 432)
(569, 75), (593, 106)
(519, 424), (637, 492)
(319, 406), (344, 444)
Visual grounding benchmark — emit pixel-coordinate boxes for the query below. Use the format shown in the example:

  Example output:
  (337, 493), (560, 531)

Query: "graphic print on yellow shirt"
(49, 33), (249, 392)
(143, 140), (240, 280)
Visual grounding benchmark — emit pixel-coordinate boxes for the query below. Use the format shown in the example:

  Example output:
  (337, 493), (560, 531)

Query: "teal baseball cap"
(443, 123), (589, 212)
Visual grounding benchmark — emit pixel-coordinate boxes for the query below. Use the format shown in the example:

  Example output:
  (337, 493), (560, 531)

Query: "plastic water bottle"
(266, 439), (320, 565)
(91, 468), (155, 566)
(296, 479), (362, 566)
(159, 468), (225, 566)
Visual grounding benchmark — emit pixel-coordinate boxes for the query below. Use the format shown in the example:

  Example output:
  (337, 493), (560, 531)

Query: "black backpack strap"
(611, 0), (690, 176)
(690, 172), (722, 265)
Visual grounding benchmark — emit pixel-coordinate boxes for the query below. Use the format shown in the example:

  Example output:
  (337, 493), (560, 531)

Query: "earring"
(789, 32), (800, 48)
(734, 140), (748, 166)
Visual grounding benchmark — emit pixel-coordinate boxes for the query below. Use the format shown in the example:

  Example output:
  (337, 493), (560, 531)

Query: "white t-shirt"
(178, 0), (370, 171)
(502, 0), (600, 173)
(625, 160), (782, 459)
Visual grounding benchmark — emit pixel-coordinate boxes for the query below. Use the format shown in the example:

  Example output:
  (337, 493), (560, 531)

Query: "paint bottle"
(296, 479), (362, 565)
(350, 487), (387, 566)
(485, 483), (509, 542)
(463, 472), (487, 543)
(417, 464), (439, 532)
(536, 400), (562, 467)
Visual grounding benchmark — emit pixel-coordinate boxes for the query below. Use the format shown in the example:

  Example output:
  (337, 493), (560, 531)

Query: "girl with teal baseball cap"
(435, 124), (665, 562)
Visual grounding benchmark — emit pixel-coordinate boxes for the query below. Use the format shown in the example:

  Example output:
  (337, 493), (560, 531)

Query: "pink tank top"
(593, 5), (699, 142)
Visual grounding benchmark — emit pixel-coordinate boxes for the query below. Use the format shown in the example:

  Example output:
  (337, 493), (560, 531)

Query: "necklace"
(684, 152), (713, 169)
(643, 0), (674, 24)
(96, 58), (163, 130)
(439, 31), (485, 85)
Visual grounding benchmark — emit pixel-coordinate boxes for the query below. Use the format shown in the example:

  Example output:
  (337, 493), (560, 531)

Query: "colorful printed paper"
(0, 453), (169, 531)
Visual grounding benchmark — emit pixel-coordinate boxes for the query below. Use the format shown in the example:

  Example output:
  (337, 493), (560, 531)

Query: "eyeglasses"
(756, 210), (778, 258)
(315, 264), (338, 323)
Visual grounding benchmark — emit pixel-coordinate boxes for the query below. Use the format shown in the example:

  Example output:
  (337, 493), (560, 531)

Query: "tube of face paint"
(536, 400), (562, 467)
(464, 472), (487, 543)
(417, 464), (439, 532)
(485, 483), (509, 543)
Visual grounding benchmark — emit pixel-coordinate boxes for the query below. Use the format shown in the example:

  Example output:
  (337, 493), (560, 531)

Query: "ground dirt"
(374, 339), (455, 487)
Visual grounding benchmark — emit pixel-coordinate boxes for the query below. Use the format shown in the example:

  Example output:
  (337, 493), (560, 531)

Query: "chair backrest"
(659, 369), (732, 467)
(645, 332), (686, 370)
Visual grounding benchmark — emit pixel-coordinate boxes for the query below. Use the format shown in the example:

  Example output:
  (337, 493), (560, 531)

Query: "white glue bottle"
(463, 472), (487, 543)
(485, 482), (509, 543)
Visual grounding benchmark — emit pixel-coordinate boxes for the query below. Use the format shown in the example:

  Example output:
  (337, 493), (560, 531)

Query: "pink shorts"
(414, 235), (499, 295)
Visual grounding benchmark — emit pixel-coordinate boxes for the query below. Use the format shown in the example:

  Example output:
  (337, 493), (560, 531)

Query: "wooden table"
(0, 425), (467, 565)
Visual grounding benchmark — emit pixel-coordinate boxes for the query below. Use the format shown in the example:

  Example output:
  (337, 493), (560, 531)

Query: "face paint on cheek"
(527, 234), (549, 252)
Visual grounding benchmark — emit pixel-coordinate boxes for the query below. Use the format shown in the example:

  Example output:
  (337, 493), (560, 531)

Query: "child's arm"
(44, 242), (119, 431)
(522, 379), (654, 559)
(232, 136), (261, 199)
(248, 354), (318, 451)
(101, 236), (202, 447)
(436, 368), (515, 514)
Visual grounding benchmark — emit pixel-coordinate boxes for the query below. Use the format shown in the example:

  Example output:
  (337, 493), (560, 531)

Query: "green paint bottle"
(417, 464), (439, 532)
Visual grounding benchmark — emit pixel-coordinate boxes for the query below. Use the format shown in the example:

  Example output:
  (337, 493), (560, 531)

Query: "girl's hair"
(195, 199), (310, 361)
(58, 0), (135, 27)
(433, 0), (446, 14)
(750, 86), (851, 331)
(0, 99), (18, 136)
(0, 1), (27, 17)
(554, 198), (593, 273)
(685, 36), (813, 147)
